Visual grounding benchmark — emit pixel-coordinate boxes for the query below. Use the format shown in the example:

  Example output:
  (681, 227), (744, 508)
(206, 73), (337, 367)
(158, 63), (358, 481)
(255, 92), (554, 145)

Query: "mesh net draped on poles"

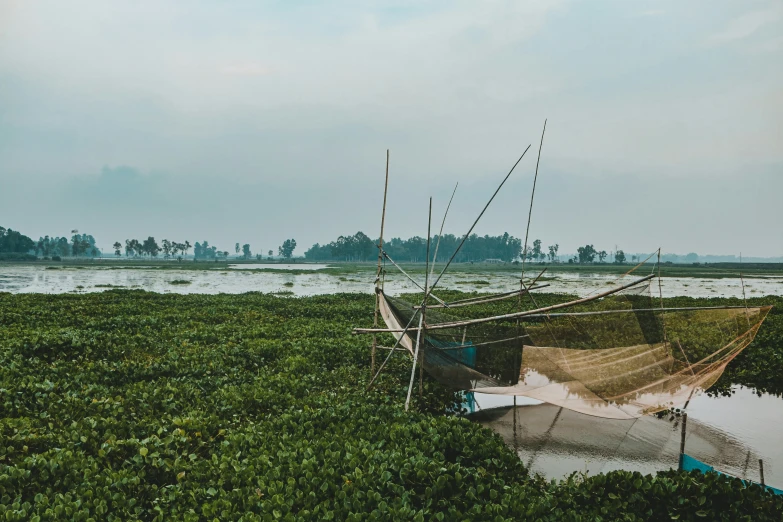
(379, 280), (770, 420)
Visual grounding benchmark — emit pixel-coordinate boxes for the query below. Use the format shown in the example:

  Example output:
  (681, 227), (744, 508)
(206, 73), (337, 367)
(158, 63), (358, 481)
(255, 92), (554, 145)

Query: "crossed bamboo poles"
(356, 122), (751, 411)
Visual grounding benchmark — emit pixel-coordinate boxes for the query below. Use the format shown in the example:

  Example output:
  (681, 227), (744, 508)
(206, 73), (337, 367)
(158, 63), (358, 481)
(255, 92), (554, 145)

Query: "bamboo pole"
(405, 313), (424, 412)
(419, 198), (432, 399)
(371, 150), (390, 375)
(441, 268), (547, 305)
(429, 183), (459, 284)
(521, 119), (547, 281)
(513, 396), (518, 454)
(354, 273), (656, 333)
(355, 303), (754, 334)
(679, 413), (687, 456)
(742, 449), (751, 478)
(422, 268), (548, 309)
(370, 145), (531, 393)
(509, 305), (751, 319)
(418, 284), (549, 309)
(739, 252), (751, 328)
(657, 248), (669, 344)
(380, 251), (447, 306)
(435, 334), (531, 349)
(421, 145), (531, 305)
(366, 306), (421, 390)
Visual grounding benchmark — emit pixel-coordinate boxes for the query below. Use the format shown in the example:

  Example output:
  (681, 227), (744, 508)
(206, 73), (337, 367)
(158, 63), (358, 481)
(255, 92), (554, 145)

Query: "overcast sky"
(1, 0), (781, 257)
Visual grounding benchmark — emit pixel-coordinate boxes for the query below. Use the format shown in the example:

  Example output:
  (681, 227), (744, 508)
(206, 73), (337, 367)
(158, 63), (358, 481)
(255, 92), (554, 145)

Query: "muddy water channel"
(2, 264), (782, 488)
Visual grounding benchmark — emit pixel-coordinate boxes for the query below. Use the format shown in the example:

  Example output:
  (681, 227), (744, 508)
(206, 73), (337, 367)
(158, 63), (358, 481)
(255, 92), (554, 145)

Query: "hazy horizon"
(2, 1), (781, 257)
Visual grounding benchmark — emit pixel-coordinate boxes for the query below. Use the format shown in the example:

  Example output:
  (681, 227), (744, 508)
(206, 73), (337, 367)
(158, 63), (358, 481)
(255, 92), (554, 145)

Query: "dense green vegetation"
(0, 227), (35, 256)
(278, 239), (298, 259)
(0, 292), (781, 520)
(35, 234), (100, 259)
(304, 232), (524, 263)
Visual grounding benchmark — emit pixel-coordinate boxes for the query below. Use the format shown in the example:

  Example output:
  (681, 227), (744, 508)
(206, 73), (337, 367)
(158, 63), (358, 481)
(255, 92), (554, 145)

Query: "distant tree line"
(1, 227), (105, 260)
(521, 239), (560, 263)
(120, 238), (191, 260)
(1, 222), (680, 267)
(563, 245), (627, 264)
(0, 226), (35, 254)
(115, 238), (295, 261)
(303, 232), (647, 266)
(304, 232), (524, 263)
(37, 234), (99, 258)
(193, 241), (228, 261)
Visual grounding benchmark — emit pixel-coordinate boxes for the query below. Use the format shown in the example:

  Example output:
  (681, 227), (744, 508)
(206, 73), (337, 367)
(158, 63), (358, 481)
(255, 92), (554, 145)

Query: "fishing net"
(473, 402), (764, 481)
(379, 278), (770, 419)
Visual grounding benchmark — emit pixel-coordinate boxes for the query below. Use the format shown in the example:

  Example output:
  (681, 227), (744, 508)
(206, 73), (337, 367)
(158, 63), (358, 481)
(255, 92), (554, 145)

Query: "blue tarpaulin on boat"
(428, 338), (477, 367)
(428, 339), (477, 413)
(680, 454), (783, 496)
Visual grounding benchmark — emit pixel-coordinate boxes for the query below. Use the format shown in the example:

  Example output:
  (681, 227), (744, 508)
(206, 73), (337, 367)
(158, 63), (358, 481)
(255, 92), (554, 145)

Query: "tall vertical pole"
(420, 198), (432, 399)
(739, 252), (750, 327)
(518, 120), (547, 368)
(406, 198), (432, 410)
(521, 119), (547, 283)
(742, 450), (751, 478)
(405, 315), (424, 411)
(679, 413), (687, 465)
(658, 248), (667, 342)
(513, 396), (518, 454)
(428, 183), (458, 283)
(372, 150), (390, 375)
(759, 459), (765, 486)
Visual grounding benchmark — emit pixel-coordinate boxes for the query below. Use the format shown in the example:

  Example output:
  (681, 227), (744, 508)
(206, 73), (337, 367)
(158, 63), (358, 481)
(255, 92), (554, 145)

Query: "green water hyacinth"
(0, 291), (781, 520)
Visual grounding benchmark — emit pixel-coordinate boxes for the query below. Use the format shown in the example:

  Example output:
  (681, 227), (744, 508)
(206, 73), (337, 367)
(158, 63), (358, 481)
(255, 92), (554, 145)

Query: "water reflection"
(472, 387), (781, 487)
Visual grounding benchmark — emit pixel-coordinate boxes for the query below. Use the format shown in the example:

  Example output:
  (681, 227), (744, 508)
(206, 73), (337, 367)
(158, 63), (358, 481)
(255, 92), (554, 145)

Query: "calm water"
(2, 265), (782, 298)
(472, 387), (782, 487)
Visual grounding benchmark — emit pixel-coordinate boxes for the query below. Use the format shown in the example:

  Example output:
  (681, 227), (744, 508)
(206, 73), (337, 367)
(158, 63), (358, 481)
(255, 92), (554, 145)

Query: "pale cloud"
(707, 5), (782, 45)
(751, 35), (783, 53)
(1, 0), (782, 256)
(221, 63), (273, 76)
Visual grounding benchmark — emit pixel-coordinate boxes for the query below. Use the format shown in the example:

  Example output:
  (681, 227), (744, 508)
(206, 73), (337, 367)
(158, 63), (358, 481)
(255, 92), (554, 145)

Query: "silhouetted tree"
(577, 244), (597, 264)
(548, 244), (559, 262)
(278, 239), (297, 259)
(532, 239), (544, 262)
(162, 239), (172, 259)
(0, 227), (35, 254)
(142, 237), (160, 257)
